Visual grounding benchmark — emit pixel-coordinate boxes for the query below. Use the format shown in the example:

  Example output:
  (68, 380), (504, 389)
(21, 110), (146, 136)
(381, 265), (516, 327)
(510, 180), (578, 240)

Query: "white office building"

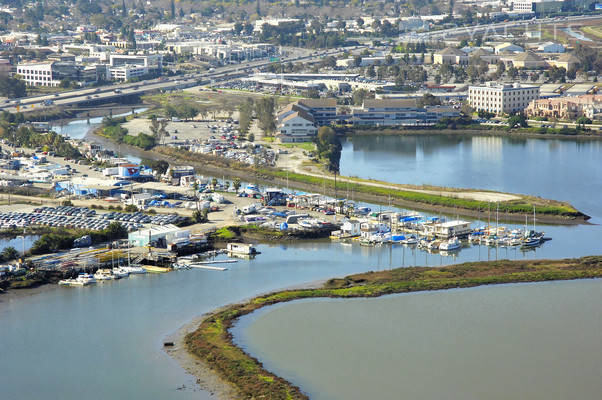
(277, 109), (317, 142)
(109, 54), (163, 72)
(468, 82), (540, 114)
(16, 62), (57, 86)
(109, 65), (148, 81)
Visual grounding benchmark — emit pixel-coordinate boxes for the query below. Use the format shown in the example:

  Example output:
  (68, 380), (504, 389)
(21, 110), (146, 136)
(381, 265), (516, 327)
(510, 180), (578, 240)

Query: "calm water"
(52, 108), (148, 140)
(0, 235), (39, 254)
(234, 279), (602, 400)
(1, 121), (601, 399)
(341, 135), (602, 221)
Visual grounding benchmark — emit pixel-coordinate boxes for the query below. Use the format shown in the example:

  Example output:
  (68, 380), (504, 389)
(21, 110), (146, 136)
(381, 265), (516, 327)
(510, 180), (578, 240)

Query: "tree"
(233, 178), (241, 192)
(0, 76), (26, 98)
(141, 158), (169, 175)
(0, 246), (19, 261)
(352, 89), (368, 105)
(170, 0), (176, 19)
(315, 126), (341, 173)
(239, 98), (254, 135)
(576, 116), (592, 127)
(255, 97), (276, 135)
(417, 93), (441, 108)
(192, 209), (208, 223)
(149, 116), (168, 142)
(234, 22), (243, 35)
(507, 113), (528, 129)
(461, 102), (474, 116)
(106, 222), (128, 241)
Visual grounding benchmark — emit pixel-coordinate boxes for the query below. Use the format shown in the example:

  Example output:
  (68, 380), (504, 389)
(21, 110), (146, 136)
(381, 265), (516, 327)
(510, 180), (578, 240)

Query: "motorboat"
(400, 235), (419, 245)
(426, 240), (442, 250)
(94, 269), (114, 281)
(121, 265), (146, 274)
(243, 184), (261, 196)
(439, 237), (461, 251)
(112, 267), (129, 279)
(62, 273), (96, 286)
(522, 237), (542, 248)
(354, 207), (371, 216)
(298, 218), (319, 229)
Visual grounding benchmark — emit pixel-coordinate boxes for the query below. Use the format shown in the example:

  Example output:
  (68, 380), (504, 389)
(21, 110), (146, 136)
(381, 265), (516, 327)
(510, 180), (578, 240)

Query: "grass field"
(582, 26), (602, 39)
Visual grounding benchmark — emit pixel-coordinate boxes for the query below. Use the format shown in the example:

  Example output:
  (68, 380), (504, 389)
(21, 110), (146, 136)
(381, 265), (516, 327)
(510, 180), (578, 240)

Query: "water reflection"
(341, 134), (602, 221)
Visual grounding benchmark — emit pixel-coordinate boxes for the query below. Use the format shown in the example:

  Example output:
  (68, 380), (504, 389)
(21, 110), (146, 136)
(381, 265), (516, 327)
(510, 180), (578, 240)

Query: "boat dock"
(188, 264), (228, 271)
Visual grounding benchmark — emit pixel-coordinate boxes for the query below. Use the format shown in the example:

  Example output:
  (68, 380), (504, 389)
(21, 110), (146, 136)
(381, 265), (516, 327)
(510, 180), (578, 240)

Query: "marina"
(1, 116), (601, 400)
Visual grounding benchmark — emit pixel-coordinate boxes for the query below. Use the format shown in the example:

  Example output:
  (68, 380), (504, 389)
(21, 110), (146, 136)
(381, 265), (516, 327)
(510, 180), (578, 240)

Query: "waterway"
(51, 108), (148, 163)
(561, 27), (593, 42)
(0, 235), (39, 254)
(233, 279), (602, 400)
(340, 134), (602, 221)
(1, 120), (600, 399)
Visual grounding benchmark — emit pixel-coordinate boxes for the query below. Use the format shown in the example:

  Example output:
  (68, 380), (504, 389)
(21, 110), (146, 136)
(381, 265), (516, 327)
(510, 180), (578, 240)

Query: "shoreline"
(181, 256), (602, 400)
(163, 314), (239, 400)
(85, 136), (588, 225)
(0, 282), (55, 302)
(346, 127), (602, 141)
(164, 278), (328, 400)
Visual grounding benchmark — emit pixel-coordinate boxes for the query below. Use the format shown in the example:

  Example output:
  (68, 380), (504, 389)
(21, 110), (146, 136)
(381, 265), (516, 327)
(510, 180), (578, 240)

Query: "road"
(0, 47), (360, 113)
(400, 14), (602, 42)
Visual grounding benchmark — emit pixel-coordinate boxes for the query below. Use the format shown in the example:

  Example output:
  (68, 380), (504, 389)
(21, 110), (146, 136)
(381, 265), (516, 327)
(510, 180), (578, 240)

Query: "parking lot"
(0, 206), (188, 232)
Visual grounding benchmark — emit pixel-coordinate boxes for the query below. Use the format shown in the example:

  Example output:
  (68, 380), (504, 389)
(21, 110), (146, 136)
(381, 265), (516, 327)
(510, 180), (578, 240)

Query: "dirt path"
(286, 161), (521, 203)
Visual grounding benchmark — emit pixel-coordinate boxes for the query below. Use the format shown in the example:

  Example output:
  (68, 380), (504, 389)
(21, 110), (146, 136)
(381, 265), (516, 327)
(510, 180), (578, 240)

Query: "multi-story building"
(277, 109), (318, 142)
(109, 54), (163, 74)
(509, 0), (564, 13)
(525, 95), (602, 120)
(109, 65), (148, 81)
(468, 83), (540, 114)
(295, 98), (338, 125)
(352, 99), (460, 126)
(16, 62), (55, 86)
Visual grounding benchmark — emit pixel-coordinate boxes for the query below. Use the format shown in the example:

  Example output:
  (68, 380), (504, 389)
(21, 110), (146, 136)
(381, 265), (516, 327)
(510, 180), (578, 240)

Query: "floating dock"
(188, 264), (228, 271)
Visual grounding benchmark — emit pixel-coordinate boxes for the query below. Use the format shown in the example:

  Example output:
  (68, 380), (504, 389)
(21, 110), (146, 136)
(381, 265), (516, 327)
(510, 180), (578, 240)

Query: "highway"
(399, 14), (602, 41)
(0, 47), (353, 113)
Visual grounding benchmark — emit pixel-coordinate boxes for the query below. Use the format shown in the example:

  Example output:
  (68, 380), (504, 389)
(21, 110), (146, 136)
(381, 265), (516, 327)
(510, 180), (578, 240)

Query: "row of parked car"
(33, 206), (96, 218)
(99, 211), (186, 226)
(0, 211), (123, 231)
